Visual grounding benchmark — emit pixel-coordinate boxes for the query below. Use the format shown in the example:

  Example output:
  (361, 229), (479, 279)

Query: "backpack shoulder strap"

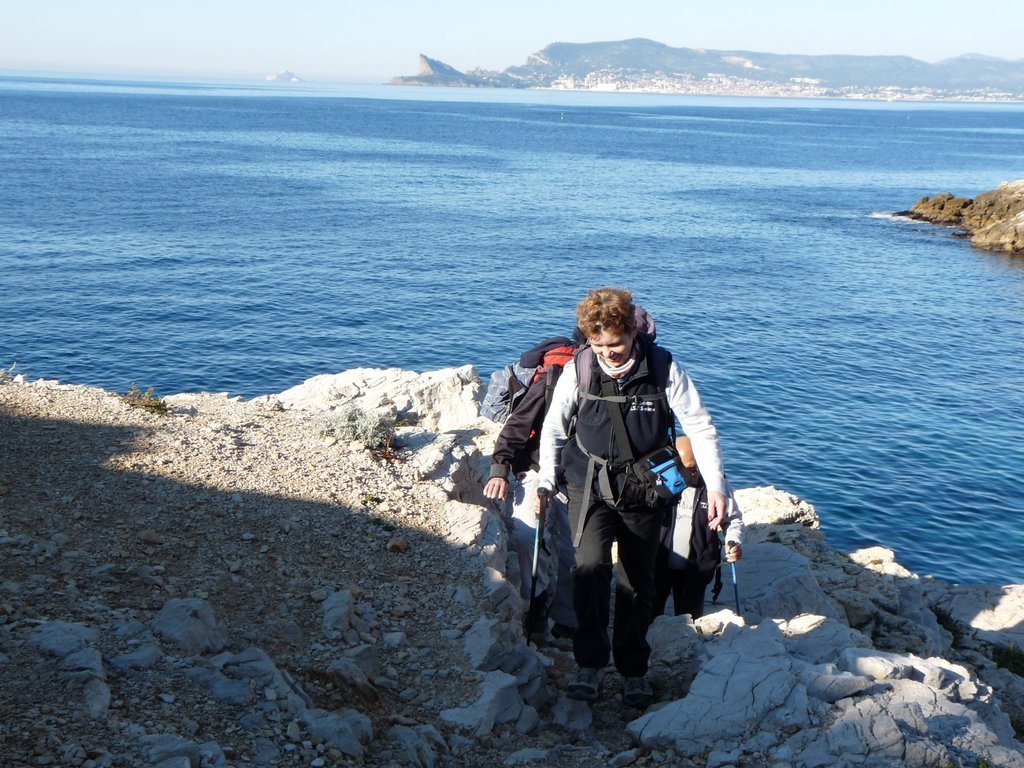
(574, 345), (594, 396)
(648, 343), (672, 390)
(647, 342), (675, 439)
(542, 363), (564, 417)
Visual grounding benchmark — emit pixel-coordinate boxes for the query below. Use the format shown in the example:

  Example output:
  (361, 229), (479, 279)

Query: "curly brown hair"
(576, 287), (637, 339)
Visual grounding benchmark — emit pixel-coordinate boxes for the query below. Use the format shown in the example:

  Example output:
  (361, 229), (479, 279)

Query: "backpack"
(481, 336), (577, 423)
(686, 472), (723, 578)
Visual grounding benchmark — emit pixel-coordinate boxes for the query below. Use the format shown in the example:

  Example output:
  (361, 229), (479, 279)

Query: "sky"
(3, 0), (1021, 83)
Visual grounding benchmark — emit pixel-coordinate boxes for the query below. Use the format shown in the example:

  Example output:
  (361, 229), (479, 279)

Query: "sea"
(1, 74), (1022, 585)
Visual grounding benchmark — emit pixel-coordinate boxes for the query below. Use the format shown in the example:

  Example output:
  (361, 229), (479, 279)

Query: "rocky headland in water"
(899, 179), (1024, 253)
(1, 366), (1023, 768)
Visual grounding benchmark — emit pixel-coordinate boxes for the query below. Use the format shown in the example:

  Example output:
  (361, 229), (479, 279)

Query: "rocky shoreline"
(1, 367), (1023, 768)
(898, 179), (1024, 253)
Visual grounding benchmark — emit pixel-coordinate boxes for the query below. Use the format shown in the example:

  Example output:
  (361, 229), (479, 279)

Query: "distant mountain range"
(390, 39), (1024, 100)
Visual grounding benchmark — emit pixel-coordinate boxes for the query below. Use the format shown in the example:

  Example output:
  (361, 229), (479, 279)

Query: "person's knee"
(572, 545), (612, 570)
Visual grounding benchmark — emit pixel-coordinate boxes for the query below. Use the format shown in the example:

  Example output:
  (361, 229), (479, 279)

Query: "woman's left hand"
(706, 490), (727, 530)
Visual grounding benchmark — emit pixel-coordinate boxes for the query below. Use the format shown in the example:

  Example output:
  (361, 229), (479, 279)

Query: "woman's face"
(589, 328), (636, 367)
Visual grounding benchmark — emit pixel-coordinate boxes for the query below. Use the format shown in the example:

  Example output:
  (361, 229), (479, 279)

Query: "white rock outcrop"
(274, 364), (484, 433)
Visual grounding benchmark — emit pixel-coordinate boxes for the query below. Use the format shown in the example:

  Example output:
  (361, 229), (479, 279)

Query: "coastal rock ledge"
(1, 367), (1023, 768)
(899, 179), (1024, 253)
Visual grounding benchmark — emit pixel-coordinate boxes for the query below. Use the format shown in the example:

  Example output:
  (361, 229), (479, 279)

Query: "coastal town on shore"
(540, 71), (1020, 101)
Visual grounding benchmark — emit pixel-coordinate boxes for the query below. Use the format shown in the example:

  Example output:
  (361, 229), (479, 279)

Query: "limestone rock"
(149, 598), (225, 656)
(646, 613), (704, 695)
(734, 485), (820, 530)
(775, 614), (871, 664)
(322, 589), (353, 631)
(444, 500), (489, 549)
(628, 645), (804, 755)
(386, 723), (449, 768)
(463, 616), (549, 709)
(962, 179), (1024, 231)
(185, 666), (252, 705)
(974, 208), (1024, 252)
(110, 644), (163, 671)
(908, 191), (974, 225)
(733, 542), (840, 622)
(440, 670), (523, 735)
(630, 619), (1024, 767)
(903, 179), (1024, 253)
(300, 707), (373, 759)
(325, 657), (379, 702)
(28, 620), (98, 656)
(923, 581), (1024, 648)
(550, 694), (593, 732)
(408, 432), (482, 500)
(141, 735), (227, 768)
(211, 646), (313, 715)
(812, 678), (1024, 768)
(27, 621), (110, 717)
(276, 365), (483, 432)
(798, 665), (874, 703)
(848, 546), (913, 578)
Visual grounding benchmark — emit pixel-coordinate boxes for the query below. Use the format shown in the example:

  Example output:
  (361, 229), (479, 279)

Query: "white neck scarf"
(596, 348), (637, 379)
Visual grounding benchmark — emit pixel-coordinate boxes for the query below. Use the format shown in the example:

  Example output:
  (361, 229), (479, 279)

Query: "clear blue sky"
(3, 0), (1021, 82)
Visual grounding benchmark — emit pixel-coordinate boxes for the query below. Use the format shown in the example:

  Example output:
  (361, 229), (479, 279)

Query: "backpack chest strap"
(579, 391), (667, 405)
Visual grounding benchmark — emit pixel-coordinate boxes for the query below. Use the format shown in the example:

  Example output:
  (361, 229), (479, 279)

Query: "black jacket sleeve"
(489, 378), (549, 478)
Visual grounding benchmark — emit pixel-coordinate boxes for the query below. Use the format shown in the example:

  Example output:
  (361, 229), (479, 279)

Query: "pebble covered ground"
(0, 378), (685, 768)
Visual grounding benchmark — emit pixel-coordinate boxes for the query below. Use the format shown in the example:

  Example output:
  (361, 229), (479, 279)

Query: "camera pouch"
(608, 445), (688, 509)
(638, 446), (687, 501)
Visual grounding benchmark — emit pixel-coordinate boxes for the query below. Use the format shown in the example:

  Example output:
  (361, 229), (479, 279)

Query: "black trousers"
(653, 555), (713, 619)
(566, 483), (665, 677)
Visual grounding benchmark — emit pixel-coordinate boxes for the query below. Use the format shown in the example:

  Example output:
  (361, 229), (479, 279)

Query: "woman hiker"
(537, 286), (732, 708)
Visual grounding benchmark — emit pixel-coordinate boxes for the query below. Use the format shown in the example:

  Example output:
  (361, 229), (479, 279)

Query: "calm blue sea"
(2, 75), (1022, 585)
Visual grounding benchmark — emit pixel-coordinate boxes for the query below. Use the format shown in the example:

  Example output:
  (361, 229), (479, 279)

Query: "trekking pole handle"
(537, 488), (550, 517)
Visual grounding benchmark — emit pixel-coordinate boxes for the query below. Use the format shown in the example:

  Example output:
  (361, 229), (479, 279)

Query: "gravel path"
(0, 378), (657, 767)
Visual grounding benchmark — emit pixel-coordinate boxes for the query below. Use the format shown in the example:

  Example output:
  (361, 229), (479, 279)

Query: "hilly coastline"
(390, 38), (1024, 100)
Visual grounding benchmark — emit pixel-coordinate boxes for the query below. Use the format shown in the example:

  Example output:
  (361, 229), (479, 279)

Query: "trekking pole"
(525, 488), (550, 646)
(717, 525), (741, 615)
(729, 556), (740, 615)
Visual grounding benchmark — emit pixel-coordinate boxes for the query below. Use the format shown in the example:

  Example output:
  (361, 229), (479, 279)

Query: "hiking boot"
(623, 675), (653, 708)
(567, 667), (603, 702)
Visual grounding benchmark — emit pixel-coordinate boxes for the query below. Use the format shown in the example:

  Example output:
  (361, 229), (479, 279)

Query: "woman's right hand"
(483, 476), (509, 500)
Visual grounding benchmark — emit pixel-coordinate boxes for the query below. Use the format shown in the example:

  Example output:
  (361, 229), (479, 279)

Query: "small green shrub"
(0, 362), (16, 385)
(320, 406), (396, 452)
(122, 382), (169, 415)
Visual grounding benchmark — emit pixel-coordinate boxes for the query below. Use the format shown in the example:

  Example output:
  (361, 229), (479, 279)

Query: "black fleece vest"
(562, 337), (673, 488)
